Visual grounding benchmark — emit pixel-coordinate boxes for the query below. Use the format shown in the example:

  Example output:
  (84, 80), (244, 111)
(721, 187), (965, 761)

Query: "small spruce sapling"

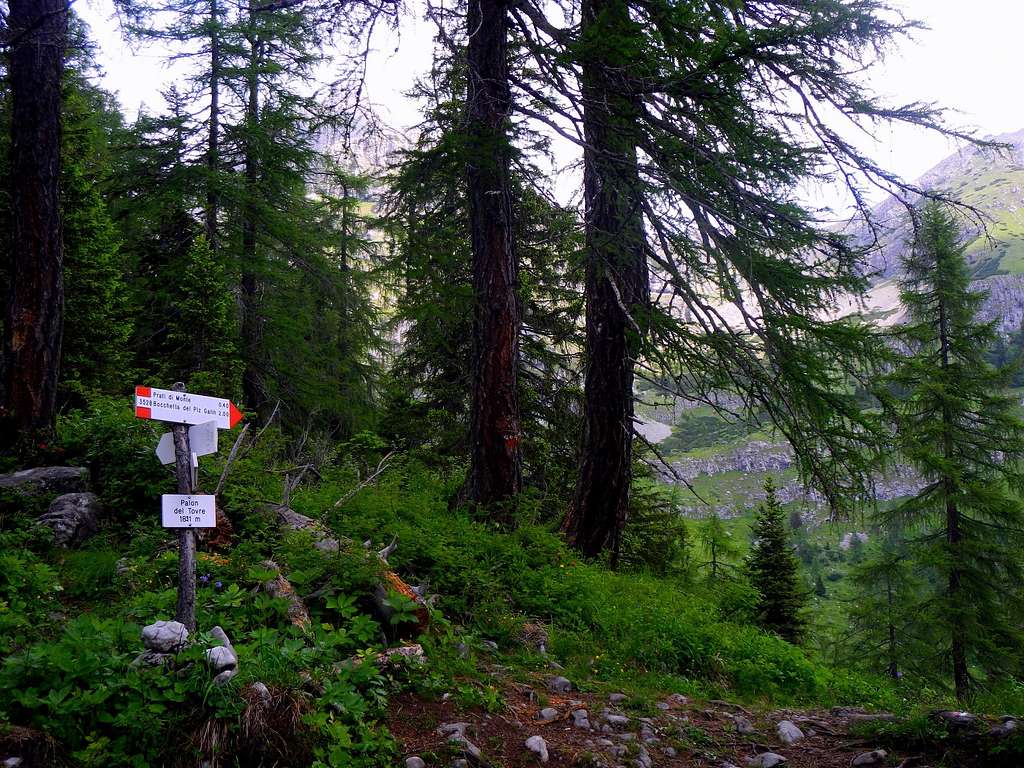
(747, 477), (807, 643)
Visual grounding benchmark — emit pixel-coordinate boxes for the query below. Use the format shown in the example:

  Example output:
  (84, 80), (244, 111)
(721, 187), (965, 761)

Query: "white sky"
(78, 0), (1024, 196)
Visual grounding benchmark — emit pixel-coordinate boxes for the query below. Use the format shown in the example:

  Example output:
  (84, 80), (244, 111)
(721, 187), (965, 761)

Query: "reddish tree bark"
(464, 0), (522, 507)
(1, 0), (68, 440)
(563, 0), (648, 563)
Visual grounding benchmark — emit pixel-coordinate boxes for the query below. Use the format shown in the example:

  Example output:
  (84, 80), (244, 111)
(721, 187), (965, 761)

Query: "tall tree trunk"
(885, 574), (899, 680)
(1, 0), (68, 440)
(464, 0), (521, 507)
(562, 0), (648, 564)
(205, 0), (221, 250)
(240, 13), (262, 412)
(938, 282), (969, 703)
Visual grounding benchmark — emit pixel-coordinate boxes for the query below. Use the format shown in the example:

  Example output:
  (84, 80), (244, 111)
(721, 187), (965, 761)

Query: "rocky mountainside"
(843, 128), (1024, 331)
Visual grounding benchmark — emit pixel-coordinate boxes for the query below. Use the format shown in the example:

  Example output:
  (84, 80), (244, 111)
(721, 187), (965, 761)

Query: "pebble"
(525, 735), (549, 763)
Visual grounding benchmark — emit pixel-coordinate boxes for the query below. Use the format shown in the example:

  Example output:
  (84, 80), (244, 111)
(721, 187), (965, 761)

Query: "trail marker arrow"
(135, 385), (243, 429)
(155, 421), (219, 465)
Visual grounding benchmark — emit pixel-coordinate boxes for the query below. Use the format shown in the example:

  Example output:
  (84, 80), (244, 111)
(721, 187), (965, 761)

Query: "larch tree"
(884, 200), (1024, 704)
(560, 0), (649, 562)
(463, 0), (523, 507)
(508, 0), (979, 560)
(1, 0), (69, 441)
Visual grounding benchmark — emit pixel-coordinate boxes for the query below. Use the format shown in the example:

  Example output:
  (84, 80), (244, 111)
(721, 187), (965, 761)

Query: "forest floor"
(387, 663), (911, 768)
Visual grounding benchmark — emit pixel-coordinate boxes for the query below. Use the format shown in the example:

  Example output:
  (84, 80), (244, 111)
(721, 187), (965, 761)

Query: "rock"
(525, 735), (549, 763)
(572, 709), (592, 729)
(851, 750), (887, 766)
(776, 720), (804, 744)
(131, 650), (174, 667)
(734, 715), (756, 735)
(5, 758), (24, 768)
(141, 620), (189, 653)
(602, 712), (630, 729)
(609, 693), (627, 703)
(548, 659), (564, 669)
(213, 668), (237, 685)
(451, 761), (469, 768)
(596, 738), (614, 746)
(456, 642), (469, 658)
(482, 640), (499, 651)
(635, 744), (652, 768)
(547, 676), (572, 693)
(662, 746), (677, 757)
(438, 722), (469, 738)
(746, 754), (787, 768)
(666, 693), (688, 706)
(845, 712), (899, 725)
(0, 466), (88, 496)
(206, 645), (237, 673)
(655, 702), (669, 711)
(250, 681), (272, 705)
(936, 710), (979, 729)
(991, 717), (1018, 738)
(538, 707), (559, 722)
(405, 758), (426, 768)
(36, 492), (102, 546)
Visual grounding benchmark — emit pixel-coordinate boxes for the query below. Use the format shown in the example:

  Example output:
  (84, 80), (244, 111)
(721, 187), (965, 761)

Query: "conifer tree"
(883, 200), (1024, 703)
(845, 531), (922, 681)
(698, 512), (740, 580)
(509, 0), (979, 560)
(1, 0), (69, 441)
(747, 477), (806, 643)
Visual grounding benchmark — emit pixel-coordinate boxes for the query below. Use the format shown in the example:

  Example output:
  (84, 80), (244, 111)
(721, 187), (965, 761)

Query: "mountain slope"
(845, 128), (1024, 331)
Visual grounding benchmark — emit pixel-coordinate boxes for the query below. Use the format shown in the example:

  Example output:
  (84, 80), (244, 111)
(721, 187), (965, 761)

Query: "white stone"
(206, 644), (237, 673)
(746, 754), (787, 768)
(525, 735), (549, 763)
(405, 758), (426, 768)
(141, 620), (189, 652)
(852, 750), (887, 766)
(776, 720), (804, 744)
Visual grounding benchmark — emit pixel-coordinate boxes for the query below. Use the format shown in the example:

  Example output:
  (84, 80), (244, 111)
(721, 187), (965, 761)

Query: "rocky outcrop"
(0, 466), (88, 497)
(36, 492), (102, 546)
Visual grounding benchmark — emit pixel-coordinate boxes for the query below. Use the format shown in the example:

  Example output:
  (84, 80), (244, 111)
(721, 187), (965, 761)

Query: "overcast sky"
(78, 0), (1024, 193)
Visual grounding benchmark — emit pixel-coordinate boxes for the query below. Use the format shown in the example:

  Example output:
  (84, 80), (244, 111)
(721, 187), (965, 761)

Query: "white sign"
(155, 421), (219, 465)
(135, 386), (243, 430)
(161, 494), (216, 528)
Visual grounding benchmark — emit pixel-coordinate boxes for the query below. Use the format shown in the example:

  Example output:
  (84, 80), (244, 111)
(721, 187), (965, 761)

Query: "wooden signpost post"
(135, 382), (244, 632)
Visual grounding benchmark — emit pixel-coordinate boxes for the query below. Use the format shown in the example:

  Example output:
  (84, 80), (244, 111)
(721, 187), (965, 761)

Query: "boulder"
(525, 735), (549, 763)
(991, 717), (1018, 739)
(776, 720), (804, 744)
(851, 750), (887, 766)
(36, 492), (102, 546)
(142, 620), (189, 653)
(405, 758), (426, 768)
(0, 466), (88, 497)
(935, 710), (979, 730)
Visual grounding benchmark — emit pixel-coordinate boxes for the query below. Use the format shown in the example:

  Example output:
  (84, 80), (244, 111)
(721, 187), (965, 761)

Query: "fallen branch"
(333, 450), (396, 509)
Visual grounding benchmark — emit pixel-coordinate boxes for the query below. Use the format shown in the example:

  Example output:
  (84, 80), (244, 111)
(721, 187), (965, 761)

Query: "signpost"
(135, 382), (244, 632)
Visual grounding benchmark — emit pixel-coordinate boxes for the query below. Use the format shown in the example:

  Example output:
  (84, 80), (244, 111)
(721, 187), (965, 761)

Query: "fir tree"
(747, 477), (806, 644)
(883, 200), (1024, 703)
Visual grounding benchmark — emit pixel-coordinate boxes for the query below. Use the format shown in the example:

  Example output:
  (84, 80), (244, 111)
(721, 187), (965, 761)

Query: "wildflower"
(215, 580), (223, 590)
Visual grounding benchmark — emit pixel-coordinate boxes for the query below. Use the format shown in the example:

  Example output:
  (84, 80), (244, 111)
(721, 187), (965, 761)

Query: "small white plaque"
(161, 494), (216, 528)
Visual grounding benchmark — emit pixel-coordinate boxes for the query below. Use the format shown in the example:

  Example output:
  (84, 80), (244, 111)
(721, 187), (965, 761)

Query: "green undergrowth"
(0, 398), (972, 766)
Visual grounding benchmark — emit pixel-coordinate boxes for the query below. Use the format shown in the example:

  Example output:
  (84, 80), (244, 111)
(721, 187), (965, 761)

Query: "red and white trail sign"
(135, 385), (243, 429)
